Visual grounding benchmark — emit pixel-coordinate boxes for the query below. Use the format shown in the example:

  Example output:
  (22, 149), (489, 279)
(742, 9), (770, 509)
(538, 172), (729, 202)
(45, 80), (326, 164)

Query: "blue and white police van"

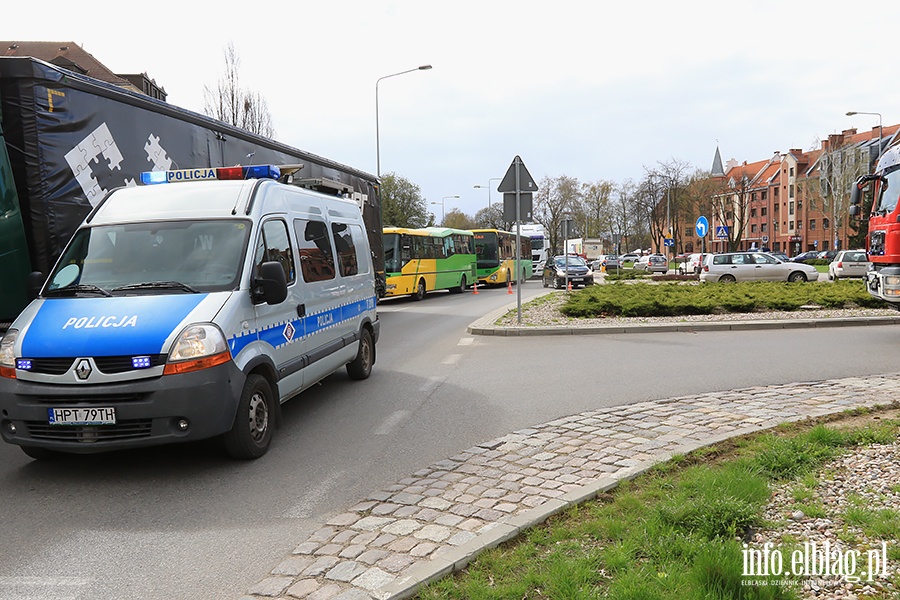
(0, 165), (379, 459)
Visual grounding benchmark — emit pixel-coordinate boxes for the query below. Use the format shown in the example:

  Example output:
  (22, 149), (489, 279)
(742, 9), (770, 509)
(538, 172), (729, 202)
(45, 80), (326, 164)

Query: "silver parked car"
(700, 252), (819, 283)
(633, 254), (668, 273)
(828, 250), (870, 280)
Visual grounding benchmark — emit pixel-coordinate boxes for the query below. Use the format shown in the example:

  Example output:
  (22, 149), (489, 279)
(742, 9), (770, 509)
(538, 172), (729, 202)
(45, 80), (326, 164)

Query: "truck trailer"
(0, 56), (383, 323)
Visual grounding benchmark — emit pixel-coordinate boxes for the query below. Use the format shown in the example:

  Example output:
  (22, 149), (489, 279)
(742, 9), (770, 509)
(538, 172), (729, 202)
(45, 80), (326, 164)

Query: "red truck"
(849, 143), (900, 303)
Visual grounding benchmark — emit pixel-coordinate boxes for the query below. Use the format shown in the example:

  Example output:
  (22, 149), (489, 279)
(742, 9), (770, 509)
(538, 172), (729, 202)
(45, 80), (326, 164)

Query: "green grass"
(416, 420), (900, 600)
(558, 280), (883, 318)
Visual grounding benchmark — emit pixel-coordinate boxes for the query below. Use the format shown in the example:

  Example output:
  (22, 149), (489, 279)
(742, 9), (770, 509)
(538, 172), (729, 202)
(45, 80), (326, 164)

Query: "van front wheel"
(224, 374), (273, 459)
(347, 328), (374, 380)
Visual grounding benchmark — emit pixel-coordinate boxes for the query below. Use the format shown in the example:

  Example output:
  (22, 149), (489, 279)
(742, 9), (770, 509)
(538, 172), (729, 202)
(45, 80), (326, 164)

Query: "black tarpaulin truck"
(0, 56), (383, 323)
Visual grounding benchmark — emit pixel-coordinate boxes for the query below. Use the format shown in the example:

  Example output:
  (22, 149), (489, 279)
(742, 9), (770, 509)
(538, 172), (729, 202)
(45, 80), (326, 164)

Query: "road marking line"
(442, 354), (461, 365)
(281, 471), (347, 518)
(457, 337), (474, 346)
(375, 410), (411, 436)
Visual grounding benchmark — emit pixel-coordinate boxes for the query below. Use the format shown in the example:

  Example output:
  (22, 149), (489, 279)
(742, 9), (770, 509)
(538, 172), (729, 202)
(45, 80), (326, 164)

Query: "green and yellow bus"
(472, 228), (533, 286)
(382, 227), (477, 300)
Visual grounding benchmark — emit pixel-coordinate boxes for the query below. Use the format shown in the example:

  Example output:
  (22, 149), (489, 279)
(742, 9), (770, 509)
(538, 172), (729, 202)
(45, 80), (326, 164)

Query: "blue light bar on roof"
(139, 165), (281, 185)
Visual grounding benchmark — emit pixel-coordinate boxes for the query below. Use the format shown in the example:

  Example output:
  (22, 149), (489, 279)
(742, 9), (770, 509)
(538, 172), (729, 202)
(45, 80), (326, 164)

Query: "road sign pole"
(515, 157), (522, 324)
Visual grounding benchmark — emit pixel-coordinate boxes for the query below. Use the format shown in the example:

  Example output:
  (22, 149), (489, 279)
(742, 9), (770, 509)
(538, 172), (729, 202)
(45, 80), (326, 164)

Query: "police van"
(0, 165), (379, 459)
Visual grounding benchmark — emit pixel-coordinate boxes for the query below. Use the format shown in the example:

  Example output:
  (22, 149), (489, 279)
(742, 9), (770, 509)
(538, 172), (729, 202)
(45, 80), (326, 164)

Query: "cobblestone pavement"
(243, 368), (900, 600)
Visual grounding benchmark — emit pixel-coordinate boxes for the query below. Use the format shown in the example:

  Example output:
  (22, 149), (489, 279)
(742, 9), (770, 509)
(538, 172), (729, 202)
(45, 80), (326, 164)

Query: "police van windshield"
(46, 220), (251, 295)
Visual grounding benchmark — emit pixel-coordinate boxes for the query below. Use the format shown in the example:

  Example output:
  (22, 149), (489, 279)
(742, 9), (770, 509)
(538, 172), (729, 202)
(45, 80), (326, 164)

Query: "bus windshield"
(474, 231), (499, 268)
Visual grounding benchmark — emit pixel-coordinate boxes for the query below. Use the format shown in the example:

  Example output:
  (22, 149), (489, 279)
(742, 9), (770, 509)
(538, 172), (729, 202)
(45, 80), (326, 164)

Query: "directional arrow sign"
(497, 156), (537, 193)
(695, 216), (709, 238)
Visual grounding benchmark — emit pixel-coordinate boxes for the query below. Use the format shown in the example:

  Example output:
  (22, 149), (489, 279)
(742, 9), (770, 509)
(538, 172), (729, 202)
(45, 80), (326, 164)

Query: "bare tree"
(610, 179), (641, 254)
(203, 42), (275, 138)
(580, 180), (614, 239)
(712, 167), (754, 252)
(533, 175), (581, 254)
(809, 140), (870, 251)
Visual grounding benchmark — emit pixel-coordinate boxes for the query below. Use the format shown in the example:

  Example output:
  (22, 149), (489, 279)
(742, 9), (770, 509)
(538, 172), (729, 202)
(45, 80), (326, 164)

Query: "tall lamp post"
(431, 195), (458, 225)
(846, 110), (883, 158)
(376, 65), (432, 177)
(473, 177), (502, 213)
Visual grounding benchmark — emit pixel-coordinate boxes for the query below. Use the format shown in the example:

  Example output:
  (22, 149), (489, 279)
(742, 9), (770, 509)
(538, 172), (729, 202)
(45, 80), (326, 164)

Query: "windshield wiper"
(45, 284), (112, 297)
(112, 281), (199, 293)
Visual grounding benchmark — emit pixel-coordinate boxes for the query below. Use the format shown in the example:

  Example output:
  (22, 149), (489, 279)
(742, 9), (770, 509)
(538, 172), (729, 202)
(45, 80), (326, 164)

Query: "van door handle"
(297, 304), (306, 318)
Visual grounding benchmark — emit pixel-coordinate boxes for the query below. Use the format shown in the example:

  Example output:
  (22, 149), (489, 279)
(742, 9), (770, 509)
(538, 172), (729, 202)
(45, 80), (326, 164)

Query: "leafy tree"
(203, 42), (275, 137)
(443, 209), (477, 230)
(474, 204), (505, 229)
(380, 172), (431, 228)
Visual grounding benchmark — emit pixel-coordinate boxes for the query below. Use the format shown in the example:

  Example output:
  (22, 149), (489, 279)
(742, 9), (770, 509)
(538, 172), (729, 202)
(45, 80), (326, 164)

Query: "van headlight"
(164, 324), (231, 375)
(0, 329), (18, 377)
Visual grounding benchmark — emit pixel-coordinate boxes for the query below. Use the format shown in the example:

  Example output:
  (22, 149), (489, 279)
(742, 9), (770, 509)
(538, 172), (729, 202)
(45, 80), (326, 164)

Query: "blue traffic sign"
(695, 216), (709, 238)
(715, 225), (729, 239)
(664, 238), (674, 247)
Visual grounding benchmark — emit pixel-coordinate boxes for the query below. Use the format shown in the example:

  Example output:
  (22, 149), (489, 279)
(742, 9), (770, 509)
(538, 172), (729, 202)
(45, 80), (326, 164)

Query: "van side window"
(332, 222), (359, 277)
(348, 224), (370, 275)
(256, 220), (296, 284)
(294, 219), (336, 282)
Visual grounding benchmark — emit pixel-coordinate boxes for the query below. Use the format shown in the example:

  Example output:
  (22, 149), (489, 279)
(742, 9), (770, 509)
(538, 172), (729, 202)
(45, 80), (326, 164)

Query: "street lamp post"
(376, 65), (432, 178)
(846, 110), (883, 158)
(473, 177), (502, 212)
(431, 195), (459, 225)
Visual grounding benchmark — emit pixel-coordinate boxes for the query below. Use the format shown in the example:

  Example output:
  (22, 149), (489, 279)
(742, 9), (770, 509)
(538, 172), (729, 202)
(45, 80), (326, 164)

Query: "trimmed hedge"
(560, 279), (884, 318)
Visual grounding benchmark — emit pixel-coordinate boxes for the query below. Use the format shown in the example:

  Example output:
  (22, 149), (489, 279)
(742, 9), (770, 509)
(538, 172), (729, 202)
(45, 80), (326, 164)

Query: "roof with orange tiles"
(0, 41), (133, 88)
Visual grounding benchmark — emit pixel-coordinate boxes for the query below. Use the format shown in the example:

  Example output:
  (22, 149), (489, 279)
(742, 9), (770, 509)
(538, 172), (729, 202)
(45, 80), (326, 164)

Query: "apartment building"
(698, 125), (900, 257)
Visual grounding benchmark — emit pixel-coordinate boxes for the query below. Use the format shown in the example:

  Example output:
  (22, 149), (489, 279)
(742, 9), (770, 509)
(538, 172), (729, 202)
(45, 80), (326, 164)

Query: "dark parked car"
(542, 255), (594, 289)
(791, 250), (821, 262)
(817, 250), (838, 261)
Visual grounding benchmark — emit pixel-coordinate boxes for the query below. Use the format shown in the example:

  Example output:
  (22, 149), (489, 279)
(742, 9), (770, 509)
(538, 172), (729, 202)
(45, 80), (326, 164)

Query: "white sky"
(8, 0), (900, 219)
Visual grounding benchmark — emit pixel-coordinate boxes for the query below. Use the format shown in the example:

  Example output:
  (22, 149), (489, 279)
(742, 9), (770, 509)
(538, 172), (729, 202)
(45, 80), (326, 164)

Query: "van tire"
(413, 279), (426, 301)
(224, 374), (273, 459)
(347, 328), (374, 380)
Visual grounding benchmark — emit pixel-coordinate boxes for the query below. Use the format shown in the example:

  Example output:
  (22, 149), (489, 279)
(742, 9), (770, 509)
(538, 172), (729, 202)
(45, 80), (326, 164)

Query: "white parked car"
(700, 252), (819, 283)
(677, 253), (706, 275)
(828, 250), (870, 280)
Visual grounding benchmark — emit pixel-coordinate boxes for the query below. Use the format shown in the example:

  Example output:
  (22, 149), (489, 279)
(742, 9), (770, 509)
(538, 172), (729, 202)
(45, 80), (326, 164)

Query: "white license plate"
(48, 407), (116, 425)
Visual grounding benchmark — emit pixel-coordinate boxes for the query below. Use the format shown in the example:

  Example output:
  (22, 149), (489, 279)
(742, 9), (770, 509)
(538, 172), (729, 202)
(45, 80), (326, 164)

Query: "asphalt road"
(2, 279), (899, 599)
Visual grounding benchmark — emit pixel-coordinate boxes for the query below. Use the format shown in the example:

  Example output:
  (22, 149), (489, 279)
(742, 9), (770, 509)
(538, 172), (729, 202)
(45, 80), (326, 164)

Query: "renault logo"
(74, 359), (93, 381)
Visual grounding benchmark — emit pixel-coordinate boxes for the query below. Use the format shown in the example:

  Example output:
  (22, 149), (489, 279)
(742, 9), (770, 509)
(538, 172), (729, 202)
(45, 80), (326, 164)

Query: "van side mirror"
(26, 271), (45, 301)
(253, 261), (288, 305)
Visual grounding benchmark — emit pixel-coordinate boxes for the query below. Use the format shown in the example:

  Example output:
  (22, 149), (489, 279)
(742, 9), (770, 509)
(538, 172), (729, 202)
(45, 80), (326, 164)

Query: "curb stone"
(244, 372), (900, 600)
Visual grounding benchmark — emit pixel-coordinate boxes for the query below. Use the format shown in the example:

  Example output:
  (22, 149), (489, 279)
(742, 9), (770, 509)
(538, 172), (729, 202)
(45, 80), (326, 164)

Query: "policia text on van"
(0, 165), (379, 460)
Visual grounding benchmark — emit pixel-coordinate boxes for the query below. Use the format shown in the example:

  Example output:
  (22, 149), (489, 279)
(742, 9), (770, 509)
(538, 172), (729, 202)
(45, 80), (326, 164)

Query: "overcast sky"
(8, 1), (900, 219)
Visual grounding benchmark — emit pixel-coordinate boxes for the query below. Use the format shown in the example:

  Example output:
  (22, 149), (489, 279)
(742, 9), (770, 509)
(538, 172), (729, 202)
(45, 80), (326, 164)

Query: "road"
(1, 279), (898, 599)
